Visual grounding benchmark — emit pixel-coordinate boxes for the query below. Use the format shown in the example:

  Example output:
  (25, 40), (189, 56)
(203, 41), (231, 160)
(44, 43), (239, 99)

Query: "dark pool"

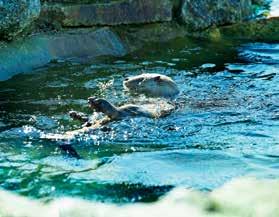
(0, 38), (278, 203)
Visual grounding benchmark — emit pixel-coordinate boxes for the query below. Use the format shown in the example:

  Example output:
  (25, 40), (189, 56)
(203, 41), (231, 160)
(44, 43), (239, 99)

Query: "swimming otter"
(123, 73), (179, 98)
(45, 96), (174, 142)
(47, 97), (175, 157)
(88, 97), (174, 120)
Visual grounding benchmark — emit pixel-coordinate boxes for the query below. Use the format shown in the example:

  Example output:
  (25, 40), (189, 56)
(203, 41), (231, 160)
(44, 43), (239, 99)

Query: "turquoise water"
(0, 38), (278, 203)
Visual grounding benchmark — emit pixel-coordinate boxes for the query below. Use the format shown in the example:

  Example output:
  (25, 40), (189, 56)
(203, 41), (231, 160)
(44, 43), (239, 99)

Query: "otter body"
(55, 97), (173, 141)
(88, 97), (170, 120)
(123, 73), (179, 98)
(69, 97), (175, 125)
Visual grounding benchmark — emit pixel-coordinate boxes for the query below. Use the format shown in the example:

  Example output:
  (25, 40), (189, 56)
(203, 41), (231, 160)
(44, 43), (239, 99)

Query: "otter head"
(123, 73), (179, 98)
(88, 97), (118, 118)
(69, 111), (78, 119)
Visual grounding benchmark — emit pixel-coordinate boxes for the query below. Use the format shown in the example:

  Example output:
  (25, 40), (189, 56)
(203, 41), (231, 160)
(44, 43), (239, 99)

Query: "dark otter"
(123, 73), (179, 98)
(50, 97), (175, 158)
(61, 97), (174, 140)
(88, 97), (174, 120)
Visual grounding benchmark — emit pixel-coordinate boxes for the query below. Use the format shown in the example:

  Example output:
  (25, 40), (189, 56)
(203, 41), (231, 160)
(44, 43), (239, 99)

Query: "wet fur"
(123, 73), (179, 98)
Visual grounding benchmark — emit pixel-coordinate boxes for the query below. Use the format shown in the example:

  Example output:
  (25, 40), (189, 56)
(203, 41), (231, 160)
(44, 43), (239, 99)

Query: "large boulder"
(0, 28), (128, 80)
(180, 0), (253, 30)
(0, 0), (41, 40)
(41, 0), (172, 27)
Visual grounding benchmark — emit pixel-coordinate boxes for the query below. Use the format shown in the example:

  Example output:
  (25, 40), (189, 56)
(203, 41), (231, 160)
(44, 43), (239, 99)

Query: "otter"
(48, 96), (174, 142)
(123, 73), (179, 98)
(64, 97), (174, 138)
(69, 97), (175, 126)
(48, 97), (175, 158)
(88, 97), (174, 120)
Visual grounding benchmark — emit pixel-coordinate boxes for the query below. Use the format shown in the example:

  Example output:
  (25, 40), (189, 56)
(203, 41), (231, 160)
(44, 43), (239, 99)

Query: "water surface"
(0, 38), (278, 202)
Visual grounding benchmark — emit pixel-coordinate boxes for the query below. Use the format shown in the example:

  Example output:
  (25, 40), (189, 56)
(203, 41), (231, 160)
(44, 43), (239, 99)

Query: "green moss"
(219, 17), (279, 42)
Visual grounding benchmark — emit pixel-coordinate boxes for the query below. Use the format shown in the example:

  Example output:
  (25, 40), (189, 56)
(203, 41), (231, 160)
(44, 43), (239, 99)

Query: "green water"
(0, 37), (278, 203)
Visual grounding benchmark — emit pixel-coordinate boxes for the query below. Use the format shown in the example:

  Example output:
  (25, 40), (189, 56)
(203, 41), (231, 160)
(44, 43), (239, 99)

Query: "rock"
(218, 16), (279, 42)
(0, 0), (41, 40)
(252, 0), (270, 5)
(113, 22), (188, 52)
(0, 28), (127, 81)
(180, 0), (253, 30)
(42, 0), (172, 27)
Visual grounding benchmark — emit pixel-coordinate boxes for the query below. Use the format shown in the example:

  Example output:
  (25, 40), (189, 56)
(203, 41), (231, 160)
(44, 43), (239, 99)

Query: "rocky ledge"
(41, 0), (172, 27)
(1, 0), (277, 40)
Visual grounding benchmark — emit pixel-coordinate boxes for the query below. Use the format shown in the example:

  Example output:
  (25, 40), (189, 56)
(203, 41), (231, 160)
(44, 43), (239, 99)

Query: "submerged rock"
(0, 0), (41, 40)
(180, 0), (253, 30)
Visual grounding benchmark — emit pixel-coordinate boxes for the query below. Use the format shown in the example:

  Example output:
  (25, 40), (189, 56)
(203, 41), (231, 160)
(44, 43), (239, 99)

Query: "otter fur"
(45, 96), (175, 157)
(88, 97), (174, 120)
(46, 97), (174, 142)
(123, 73), (179, 98)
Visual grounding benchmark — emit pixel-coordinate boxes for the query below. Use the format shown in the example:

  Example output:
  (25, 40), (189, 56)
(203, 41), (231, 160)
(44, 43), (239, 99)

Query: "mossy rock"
(40, 0), (173, 27)
(179, 0), (253, 31)
(219, 17), (279, 42)
(0, 0), (41, 40)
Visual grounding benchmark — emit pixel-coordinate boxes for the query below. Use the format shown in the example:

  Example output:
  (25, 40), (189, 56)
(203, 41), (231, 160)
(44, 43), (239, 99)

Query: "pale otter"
(88, 97), (174, 120)
(123, 73), (179, 98)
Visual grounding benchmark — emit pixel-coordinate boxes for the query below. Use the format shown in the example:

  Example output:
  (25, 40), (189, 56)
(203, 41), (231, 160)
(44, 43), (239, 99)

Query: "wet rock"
(42, 0), (172, 27)
(0, 28), (127, 80)
(113, 22), (188, 52)
(252, 0), (270, 5)
(0, 0), (41, 40)
(218, 16), (279, 42)
(180, 0), (253, 30)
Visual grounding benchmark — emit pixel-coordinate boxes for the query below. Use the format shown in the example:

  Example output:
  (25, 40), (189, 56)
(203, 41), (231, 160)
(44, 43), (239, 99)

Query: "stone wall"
(0, 0), (277, 80)
(2, 0), (275, 40)
(39, 0), (254, 29)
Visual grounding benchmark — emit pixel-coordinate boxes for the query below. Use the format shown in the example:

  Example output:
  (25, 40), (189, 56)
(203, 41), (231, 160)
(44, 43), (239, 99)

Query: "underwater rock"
(0, 0), (41, 40)
(180, 0), (253, 30)
(42, 0), (172, 27)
